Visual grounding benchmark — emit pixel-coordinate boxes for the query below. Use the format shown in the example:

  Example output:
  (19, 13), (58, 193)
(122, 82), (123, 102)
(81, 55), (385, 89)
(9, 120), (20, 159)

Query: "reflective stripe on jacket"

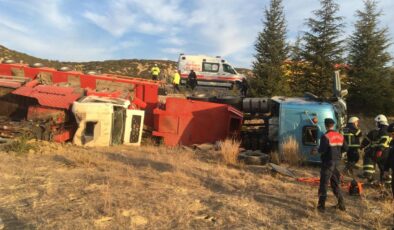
(342, 124), (362, 148)
(326, 131), (344, 146)
(319, 130), (346, 163)
(363, 164), (375, 174)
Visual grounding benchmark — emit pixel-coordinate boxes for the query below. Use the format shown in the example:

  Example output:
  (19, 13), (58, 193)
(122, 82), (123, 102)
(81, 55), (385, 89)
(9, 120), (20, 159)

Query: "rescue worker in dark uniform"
(187, 70), (197, 90)
(342, 117), (362, 175)
(361, 114), (391, 183)
(384, 123), (394, 198)
(317, 118), (348, 212)
(240, 78), (248, 97)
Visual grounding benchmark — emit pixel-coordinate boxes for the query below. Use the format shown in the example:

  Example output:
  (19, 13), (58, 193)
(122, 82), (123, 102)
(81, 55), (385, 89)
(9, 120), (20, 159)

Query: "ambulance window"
(302, 126), (318, 146)
(202, 62), (219, 72)
(223, 64), (236, 74)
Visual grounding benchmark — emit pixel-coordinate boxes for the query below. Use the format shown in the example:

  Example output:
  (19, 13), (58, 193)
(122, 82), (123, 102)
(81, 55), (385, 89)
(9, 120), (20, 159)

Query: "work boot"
(336, 198), (346, 211)
(317, 197), (326, 213)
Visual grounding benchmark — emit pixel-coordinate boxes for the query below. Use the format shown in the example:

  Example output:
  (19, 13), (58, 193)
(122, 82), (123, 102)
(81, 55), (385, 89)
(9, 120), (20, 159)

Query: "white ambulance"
(178, 54), (244, 88)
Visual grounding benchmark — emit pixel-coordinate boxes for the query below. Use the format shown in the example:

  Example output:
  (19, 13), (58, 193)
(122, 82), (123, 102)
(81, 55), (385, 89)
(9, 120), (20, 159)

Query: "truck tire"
(58, 66), (71, 72)
(215, 96), (242, 109)
(238, 151), (270, 165)
(30, 63), (44, 68)
(242, 98), (271, 114)
(187, 93), (216, 102)
(3, 59), (15, 64)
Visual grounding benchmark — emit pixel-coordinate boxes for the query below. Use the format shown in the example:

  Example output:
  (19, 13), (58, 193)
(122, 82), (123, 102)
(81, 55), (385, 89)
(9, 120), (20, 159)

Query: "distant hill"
(0, 45), (253, 79)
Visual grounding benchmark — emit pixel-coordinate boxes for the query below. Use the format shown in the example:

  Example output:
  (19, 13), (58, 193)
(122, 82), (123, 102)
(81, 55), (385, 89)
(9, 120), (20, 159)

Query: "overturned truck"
(0, 62), (243, 146)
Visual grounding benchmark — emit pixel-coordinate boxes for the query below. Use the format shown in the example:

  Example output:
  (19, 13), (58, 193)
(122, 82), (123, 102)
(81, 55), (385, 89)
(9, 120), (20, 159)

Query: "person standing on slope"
(151, 64), (160, 80)
(172, 70), (181, 93)
(342, 116), (362, 175)
(317, 118), (347, 213)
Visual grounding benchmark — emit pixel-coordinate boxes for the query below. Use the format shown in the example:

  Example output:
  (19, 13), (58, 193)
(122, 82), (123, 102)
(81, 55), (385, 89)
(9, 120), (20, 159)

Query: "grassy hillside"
(0, 141), (392, 229)
(0, 45), (253, 79)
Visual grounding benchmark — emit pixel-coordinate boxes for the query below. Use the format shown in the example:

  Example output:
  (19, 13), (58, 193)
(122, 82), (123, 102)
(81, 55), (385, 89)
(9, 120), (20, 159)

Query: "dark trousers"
(152, 75), (158, 81)
(188, 79), (197, 90)
(241, 88), (247, 97)
(318, 161), (344, 203)
(347, 148), (360, 164)
(173, 84), (180, 93)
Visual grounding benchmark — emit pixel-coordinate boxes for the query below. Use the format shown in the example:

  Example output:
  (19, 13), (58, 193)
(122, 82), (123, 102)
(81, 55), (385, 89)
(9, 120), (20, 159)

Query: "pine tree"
(347, 0), (393, 114)
(302, 0), (344, 98)
(251, 0), (289, 97)
(288, 36), (306, 96)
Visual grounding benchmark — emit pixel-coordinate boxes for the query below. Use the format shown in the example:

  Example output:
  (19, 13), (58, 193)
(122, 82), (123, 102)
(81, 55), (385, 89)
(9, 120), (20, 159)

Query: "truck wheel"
(238, 151), (270, 165)
(187, 93), (216, 102)
(30, 63), (44, 68)
(215, 96), (242, 109)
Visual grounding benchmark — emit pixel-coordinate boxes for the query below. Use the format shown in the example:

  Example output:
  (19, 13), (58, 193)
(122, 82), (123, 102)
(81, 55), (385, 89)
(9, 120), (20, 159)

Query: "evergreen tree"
(288, 36), (306, 95)
(347, 0), (393, 114)
(302, 0), (344, 98)
(251, 0), (289, 97)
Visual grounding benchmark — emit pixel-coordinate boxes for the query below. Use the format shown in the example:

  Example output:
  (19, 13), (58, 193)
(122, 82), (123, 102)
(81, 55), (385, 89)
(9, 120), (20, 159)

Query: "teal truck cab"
(241, 72), (347, 162)
(272, 96), (345, 162)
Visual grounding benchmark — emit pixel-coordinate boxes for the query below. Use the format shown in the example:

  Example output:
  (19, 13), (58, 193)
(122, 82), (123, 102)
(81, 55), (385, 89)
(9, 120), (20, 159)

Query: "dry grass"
(218, 139), (240, 165)
(270, 151), (281, 165)
(0, 136), (38, 155)
(0, 140), (393, 229)
(280, 137), (303, 166)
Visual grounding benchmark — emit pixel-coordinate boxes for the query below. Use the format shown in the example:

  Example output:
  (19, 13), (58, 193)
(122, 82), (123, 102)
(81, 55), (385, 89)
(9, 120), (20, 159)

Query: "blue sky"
(0, 0), (393, 68)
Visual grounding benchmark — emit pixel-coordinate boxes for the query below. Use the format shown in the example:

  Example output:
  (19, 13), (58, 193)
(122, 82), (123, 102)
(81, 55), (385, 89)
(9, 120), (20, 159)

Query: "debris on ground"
(269, 163), (297, 178)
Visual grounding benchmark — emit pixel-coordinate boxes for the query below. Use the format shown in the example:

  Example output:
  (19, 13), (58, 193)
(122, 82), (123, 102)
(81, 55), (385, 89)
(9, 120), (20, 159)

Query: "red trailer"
(153, 97), (243, 146)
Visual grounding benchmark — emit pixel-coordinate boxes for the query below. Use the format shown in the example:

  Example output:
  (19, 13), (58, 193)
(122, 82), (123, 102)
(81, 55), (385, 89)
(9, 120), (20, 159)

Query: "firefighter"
(172, 70), (181, 93)
(384, 123), (394, 198)
(361, 114), (391, 183)
(317, 118), (347, 212)
(150, 64), (160, 80)
(342, 117), (362, 175)
(187, 69), (197, 90)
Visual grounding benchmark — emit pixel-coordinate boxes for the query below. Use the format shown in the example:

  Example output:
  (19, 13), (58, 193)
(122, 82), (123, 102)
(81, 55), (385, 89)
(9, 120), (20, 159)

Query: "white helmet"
(348, 117), (359, 124)
(375, 114), (388, 126)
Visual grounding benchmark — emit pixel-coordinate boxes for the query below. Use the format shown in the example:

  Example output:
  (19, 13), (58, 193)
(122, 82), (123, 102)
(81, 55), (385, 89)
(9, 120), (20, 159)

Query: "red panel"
(0, 63), (159, 128)
(53, 129), (73, 143)
(0, 80), (22, 88)
(153, 98), (243, 146)
(12, 85), (83, 109)
(27, 106), (67, 124)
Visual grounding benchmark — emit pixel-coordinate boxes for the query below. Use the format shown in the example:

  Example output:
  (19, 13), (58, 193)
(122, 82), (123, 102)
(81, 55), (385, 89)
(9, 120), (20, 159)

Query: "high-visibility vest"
(151, 67), (160, 76)
(325, 131), (344, 147)
(173, 72), (180, 85)
(342, 128), (361, 148)
(372, 135), (392, 148)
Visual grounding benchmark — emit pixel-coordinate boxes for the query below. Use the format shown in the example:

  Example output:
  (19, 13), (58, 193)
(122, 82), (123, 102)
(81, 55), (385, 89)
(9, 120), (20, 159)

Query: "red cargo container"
(153, 97), (243, 146)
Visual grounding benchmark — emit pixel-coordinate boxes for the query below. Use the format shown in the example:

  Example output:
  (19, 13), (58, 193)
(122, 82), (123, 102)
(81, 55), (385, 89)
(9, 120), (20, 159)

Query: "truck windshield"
(223, 64), (236, 74)
(302, 126), (318, 146)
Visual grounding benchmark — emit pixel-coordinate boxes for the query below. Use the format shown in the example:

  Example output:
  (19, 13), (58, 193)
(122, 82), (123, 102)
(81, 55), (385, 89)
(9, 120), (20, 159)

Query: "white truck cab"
(178, 54), (244, 88)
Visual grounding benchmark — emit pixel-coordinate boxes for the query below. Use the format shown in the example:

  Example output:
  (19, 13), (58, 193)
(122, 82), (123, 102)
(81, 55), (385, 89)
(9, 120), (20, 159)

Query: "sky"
(0, 0), (393, 68)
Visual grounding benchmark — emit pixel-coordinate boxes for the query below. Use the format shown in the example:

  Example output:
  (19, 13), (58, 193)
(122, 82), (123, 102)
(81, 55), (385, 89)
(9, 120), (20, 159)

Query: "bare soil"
(0, 141), (393, 229)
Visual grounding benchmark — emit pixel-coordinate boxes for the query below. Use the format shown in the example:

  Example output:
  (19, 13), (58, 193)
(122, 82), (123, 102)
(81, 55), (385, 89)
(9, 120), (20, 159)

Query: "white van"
(178, 54), (244, 88)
